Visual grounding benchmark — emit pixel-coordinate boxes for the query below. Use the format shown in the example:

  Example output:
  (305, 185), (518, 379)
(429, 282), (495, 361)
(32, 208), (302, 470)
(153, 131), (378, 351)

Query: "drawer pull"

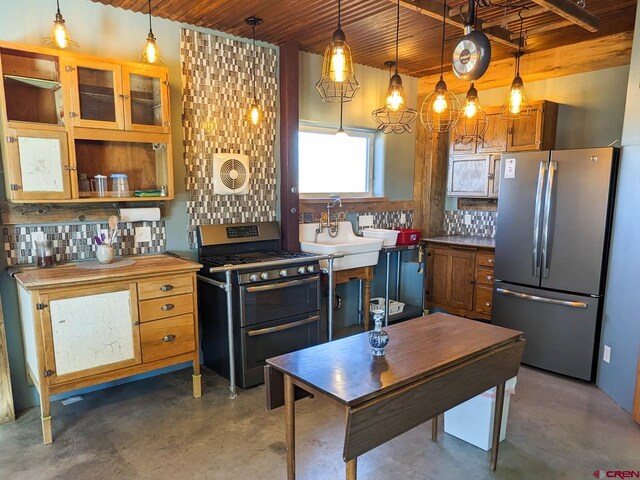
(160, 284), (174, 292)
(487, 275), (493, 281)
(487, 258), (494, 264)
(161, 303), (175, 311)
(485, 302), (491, 307)
(162, 334), (176, 342)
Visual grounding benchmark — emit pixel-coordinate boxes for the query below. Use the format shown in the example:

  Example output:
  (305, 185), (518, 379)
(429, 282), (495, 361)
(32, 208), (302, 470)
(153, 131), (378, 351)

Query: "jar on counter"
(111, 174), (130, 197)
(35, 239), (55, 268)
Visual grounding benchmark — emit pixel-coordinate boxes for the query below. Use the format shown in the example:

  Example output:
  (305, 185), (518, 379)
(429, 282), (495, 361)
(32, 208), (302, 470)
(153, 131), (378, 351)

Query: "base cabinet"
(15, 256), (201, 444)
(426, 243), (495, 321)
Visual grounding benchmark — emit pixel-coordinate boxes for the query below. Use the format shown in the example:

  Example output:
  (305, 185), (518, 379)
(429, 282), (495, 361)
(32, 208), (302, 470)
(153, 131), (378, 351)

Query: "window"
(298, 124), (374, 197)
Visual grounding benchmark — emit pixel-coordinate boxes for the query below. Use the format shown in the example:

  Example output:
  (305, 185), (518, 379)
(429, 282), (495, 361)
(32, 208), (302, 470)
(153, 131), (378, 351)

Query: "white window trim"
(298, 122), (375, 198)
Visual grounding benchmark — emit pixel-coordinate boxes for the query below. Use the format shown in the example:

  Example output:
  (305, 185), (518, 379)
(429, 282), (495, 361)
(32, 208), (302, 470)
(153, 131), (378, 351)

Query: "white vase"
(96, 244), (115, 264)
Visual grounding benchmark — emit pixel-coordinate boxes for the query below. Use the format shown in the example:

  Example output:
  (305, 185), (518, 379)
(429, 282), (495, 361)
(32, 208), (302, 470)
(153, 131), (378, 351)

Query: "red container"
(393, 228), (421, 245)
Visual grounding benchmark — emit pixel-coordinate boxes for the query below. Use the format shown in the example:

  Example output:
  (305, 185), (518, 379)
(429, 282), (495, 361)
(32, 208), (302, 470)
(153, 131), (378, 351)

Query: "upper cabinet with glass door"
(64, 59), (169, 134)
(0, 41), (173, 203)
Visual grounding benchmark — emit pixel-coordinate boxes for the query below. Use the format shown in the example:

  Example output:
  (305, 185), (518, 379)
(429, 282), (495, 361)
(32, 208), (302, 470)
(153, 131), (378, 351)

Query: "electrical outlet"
(603, 345), (611, 364)
(135, 226), (152, 243)
(359, 215), (374, 228)
(30, 231), (45, 244)
(400, 213), (407, 224)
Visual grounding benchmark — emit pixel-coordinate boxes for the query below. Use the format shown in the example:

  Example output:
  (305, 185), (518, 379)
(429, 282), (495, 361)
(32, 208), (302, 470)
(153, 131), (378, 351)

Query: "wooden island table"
(265, 313), (525, 479)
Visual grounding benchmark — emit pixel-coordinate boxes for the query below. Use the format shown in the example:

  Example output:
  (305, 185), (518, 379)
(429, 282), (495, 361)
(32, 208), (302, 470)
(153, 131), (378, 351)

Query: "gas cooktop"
(201, 251), (320, 268)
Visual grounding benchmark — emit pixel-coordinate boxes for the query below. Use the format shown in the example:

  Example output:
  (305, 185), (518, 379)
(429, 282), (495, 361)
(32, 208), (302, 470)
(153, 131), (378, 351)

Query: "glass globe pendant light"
(141, 0), (163, 65)
(371, 0), (417, 134)
(246, 16), (263, 126)
(500, 16), (532, 119)
(47, 0), (75, 49)
(420, 0), (461, 133)
(316, 0), (360, 103)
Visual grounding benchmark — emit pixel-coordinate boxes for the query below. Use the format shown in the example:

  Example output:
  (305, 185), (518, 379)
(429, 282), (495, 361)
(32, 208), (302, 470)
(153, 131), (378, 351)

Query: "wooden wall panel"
(0, 298), (15, 424)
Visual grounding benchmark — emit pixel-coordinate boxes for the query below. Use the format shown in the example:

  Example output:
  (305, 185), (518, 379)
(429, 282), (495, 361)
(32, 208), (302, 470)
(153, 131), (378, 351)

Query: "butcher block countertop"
(424, 235), (495, 249)
(13, 254), (202, 290)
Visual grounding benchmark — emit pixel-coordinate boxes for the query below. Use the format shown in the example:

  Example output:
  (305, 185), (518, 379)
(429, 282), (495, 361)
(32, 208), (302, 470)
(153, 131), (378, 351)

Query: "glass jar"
(111, 173), (130, 197)
(35, 239), (55, 268)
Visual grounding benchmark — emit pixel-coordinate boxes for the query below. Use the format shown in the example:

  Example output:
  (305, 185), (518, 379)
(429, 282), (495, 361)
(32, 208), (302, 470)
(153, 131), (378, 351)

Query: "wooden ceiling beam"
(418, 31), (633, 95)
(482, 7), (548, 29)
(392, 0), (520, 49)
(512, 20), (573, 40)
(528, 0), (600, 32)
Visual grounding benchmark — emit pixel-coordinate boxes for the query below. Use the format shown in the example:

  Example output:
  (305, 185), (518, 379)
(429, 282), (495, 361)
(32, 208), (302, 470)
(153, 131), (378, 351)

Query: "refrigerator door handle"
(496, 287), (588, 309)
(541, 160), (558, 279)
(532, 161), (548, 277)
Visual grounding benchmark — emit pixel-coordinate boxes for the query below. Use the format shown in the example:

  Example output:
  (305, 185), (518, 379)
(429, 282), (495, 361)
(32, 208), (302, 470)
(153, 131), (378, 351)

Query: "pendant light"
(455, 82), (488, 145)
(420, 0), (461, 133)
(371, 0), (417, 134)
(500, 16), (532, 119)
(48, 0), (75, 49)
(246, 16), (263, 126)
(336, 98), (348, 138)
(316, 0), (360, 103)
(141, 0), (163, 65)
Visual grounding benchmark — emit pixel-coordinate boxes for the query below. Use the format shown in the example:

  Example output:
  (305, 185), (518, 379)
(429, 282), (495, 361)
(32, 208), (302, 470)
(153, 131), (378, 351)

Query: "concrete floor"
(1, 366), (639, 480)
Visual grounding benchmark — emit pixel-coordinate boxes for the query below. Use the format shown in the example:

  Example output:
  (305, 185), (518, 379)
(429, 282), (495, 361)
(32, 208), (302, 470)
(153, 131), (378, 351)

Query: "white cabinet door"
(40, 283), (141, 384)
(447, 155), (490, 197)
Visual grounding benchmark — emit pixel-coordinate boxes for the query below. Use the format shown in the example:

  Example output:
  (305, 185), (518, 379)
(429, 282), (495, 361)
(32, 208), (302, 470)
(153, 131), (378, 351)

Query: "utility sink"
(300, 222), (383, 271)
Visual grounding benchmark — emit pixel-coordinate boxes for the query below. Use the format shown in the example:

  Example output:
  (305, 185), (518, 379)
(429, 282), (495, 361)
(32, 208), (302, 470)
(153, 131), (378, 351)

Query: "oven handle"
(246, 315), (320, 337)
(245, 276), (319, 293)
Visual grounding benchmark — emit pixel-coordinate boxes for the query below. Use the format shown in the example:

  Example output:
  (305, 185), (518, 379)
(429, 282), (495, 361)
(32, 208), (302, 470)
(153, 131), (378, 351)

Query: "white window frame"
(298, 123), (375, 198)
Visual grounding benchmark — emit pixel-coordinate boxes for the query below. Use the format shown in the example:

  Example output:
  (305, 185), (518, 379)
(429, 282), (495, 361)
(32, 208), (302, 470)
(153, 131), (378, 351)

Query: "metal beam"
(512, 20), (573, 40)
(393, 0), (520, 49)
(528, 0), (600, 32)
(482, 6), (548, 29)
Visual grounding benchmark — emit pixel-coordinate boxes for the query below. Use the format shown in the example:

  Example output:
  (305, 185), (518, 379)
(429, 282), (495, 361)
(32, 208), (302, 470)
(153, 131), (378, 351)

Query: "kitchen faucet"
(316, 197), (342, 239)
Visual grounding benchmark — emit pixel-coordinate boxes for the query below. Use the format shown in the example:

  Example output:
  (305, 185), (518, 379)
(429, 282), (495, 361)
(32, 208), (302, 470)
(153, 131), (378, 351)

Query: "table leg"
(363, 279), (371, 331)
(431, 415), (438, 442)
(490, 382), (506, 471)
(346, 458), (357, 480)
(285, 374), (296, 480)
(39, 389), (52, 444)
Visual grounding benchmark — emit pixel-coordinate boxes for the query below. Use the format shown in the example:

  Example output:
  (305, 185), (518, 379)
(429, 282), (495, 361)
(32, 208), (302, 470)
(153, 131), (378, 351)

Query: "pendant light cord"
(148, 0), (153, 34)
(516, 14), (523, 76)
(337, 0), (342, 28)
(439, 0), (447, 80)
(56, 0), (61, 14)
(394, 0), (400, 74)
(252, 23), (257, 101)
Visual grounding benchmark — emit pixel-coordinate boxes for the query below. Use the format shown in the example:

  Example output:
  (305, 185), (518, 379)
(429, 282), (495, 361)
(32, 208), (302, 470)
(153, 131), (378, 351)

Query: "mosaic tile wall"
(357, 210), (414, 234)
(181, 29), (278, 248)
(3, 221), (165, 266)
(444, 210), (497, 237)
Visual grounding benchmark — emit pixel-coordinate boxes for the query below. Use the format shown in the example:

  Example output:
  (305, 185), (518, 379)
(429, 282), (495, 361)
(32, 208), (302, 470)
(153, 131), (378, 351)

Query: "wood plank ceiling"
(90, 0), (636, 78)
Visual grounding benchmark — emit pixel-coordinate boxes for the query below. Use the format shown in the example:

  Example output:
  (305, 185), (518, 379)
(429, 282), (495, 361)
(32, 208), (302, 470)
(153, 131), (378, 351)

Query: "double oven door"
(238, 273), (321, 387)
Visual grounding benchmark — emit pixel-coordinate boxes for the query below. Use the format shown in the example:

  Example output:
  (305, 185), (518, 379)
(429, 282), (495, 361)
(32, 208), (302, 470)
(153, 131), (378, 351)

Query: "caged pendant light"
(47, 0), (76, 49)
(316, 0), (360, 103)
(372, 0), (417, 134)
(455, 82), (488, 145)
(420, 0), (461, 133)
(500, 16), (532, 119)
(246, 16), (264, 126)
(141, 0), (164, 65)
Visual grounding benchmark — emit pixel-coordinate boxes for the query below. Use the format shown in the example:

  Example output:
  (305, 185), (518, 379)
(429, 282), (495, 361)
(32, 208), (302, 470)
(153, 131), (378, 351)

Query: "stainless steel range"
(196, 222), (329, 396)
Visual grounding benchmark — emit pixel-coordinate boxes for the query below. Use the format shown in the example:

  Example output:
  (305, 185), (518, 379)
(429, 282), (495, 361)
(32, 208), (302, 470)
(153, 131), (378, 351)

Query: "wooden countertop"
(267, 313), (522, 406)
(13, 254), (202, 290)
(424, 235), (495, 249)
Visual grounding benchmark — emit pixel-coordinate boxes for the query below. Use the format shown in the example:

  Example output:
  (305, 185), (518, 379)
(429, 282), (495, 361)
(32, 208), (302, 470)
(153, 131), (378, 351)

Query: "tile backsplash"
(3, 221), (165, 266)
(444, 210), (497, 237)
(357, 210), (414, 234)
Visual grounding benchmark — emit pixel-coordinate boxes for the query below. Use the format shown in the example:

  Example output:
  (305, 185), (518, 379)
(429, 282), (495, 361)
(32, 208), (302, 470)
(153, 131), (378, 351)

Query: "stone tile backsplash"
(444, 210), (497, 237)
(3, 221), (165, 266)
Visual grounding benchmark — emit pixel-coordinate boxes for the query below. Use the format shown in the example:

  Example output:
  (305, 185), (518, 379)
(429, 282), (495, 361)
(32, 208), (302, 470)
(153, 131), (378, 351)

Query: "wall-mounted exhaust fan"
(452, 0), (491, 81)
(213, 153), (250, 195)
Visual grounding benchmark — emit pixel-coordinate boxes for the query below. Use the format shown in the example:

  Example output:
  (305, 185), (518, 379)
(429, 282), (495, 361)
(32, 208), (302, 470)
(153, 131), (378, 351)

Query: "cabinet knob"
(161, 303), (175, 311)
(162, 334), (176, 342)
(485, 302), (491, 307)
(487, 275), (493, 281)
(160, 284), (174, 292)
(488, 258), (494, 264)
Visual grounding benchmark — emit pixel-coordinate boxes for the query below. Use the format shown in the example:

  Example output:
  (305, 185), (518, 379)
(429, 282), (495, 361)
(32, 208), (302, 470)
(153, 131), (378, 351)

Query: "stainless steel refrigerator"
(492, 147), (620, 381)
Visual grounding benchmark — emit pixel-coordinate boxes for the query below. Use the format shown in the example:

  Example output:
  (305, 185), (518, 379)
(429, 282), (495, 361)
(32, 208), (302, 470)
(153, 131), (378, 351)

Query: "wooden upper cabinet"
(64, 58), (125, 130)
(4, 127), (72, 200)
(447, 154), (490, 197)
(449, 127), (477, 155)
(122, 65), (170, 133)
(507, 101), (558, 152)
(477, 108), (507, 154)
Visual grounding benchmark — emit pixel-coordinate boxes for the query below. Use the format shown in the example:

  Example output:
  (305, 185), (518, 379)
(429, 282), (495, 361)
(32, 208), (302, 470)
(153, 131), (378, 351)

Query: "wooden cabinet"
(450, 101), (558, 155)
(425, 241), (495, 321)
(0, 40), (173, 203)
(447, 153), (500, 198)
(15, 255), (202, 444)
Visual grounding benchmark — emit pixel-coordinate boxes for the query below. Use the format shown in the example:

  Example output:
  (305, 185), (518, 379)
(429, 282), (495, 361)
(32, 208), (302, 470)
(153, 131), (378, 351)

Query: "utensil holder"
(96, 244), (115, 264)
